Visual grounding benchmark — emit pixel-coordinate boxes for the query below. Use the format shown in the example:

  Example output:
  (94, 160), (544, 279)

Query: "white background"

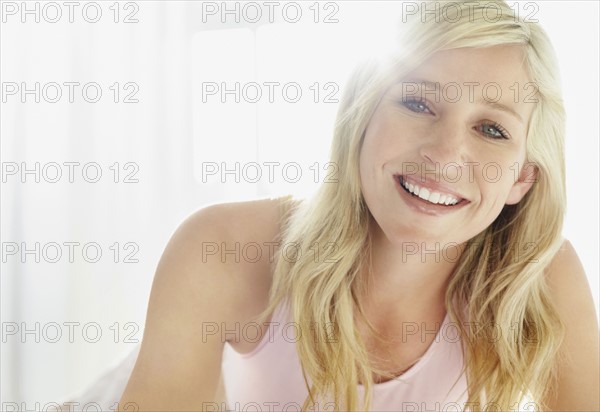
(1, 0), (598, 405)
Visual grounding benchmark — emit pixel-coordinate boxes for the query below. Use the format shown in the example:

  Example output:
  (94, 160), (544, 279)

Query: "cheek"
(361, 118), (402, 166)
(476, 146), (526, 187)
(360, 121), (386, 169)
(479, 178), (512, 206)
(475, 160), (521, 209)
(359, 126), (394, 207)
(359, 134), (379, 192)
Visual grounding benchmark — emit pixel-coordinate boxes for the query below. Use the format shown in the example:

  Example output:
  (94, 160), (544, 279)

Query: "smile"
(393, 175), (470, 215)
(400, 177), (461, 205)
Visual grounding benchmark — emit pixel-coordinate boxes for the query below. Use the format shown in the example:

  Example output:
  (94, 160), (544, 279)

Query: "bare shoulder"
(119, 195), (299, 408)
(544, 239), (597, 320)
(192, 195), (297, 321)
(542, 238), (599, 411)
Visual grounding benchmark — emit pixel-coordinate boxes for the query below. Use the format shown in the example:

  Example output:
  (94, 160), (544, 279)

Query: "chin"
(388, 220), (471, 250)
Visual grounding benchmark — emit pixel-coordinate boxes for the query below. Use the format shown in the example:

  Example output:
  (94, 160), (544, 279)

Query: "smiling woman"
(360, 45), (537, 241)
(117, 1), (599, 411)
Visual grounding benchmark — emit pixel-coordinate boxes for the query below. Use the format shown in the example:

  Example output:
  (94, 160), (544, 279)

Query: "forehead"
(411, 45), (531, 86)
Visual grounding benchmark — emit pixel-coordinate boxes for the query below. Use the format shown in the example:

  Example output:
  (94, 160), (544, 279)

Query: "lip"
(393, 175), (470, 216)
(398, 174), (468, 202)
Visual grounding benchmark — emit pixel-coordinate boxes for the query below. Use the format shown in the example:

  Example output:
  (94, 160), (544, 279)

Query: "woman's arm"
(542, 239), (600, 411)
(118, 205), (239, 411)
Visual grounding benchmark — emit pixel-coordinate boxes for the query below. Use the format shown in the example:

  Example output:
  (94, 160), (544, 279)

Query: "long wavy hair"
(255, 1), (567, 410)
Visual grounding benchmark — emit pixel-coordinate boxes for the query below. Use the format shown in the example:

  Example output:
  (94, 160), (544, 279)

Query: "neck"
(359, 216), (467, 318)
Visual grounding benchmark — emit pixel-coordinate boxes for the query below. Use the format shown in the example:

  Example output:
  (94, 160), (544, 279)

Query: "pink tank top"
(221, 299), (468, 411)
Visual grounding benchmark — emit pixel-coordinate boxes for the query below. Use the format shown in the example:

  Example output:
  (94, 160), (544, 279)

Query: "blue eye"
(400, 97), (511, 140)
(479, 122), (510, 140)
(401, 98), (431, 113)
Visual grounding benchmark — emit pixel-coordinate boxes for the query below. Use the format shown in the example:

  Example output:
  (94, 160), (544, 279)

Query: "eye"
(401, 98), (432, 114)
(478, 122), (510, 140)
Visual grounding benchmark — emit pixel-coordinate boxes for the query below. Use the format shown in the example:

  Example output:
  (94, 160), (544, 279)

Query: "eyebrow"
(398, 78), (524, 123)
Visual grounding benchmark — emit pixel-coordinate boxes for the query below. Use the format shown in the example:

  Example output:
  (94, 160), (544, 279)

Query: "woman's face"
(359, 45), (537, 247)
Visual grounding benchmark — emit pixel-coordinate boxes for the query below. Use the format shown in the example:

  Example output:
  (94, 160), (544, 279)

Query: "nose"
(418, 119), (470, 178)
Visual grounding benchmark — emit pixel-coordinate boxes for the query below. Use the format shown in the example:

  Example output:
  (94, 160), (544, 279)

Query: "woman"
(119, 1), (599, 411)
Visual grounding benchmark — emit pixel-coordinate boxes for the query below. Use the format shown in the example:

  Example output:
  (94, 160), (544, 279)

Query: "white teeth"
(401, 178), (460, 206)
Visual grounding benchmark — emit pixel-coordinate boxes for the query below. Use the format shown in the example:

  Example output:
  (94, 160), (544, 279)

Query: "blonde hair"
(256, 1), (567, 410)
